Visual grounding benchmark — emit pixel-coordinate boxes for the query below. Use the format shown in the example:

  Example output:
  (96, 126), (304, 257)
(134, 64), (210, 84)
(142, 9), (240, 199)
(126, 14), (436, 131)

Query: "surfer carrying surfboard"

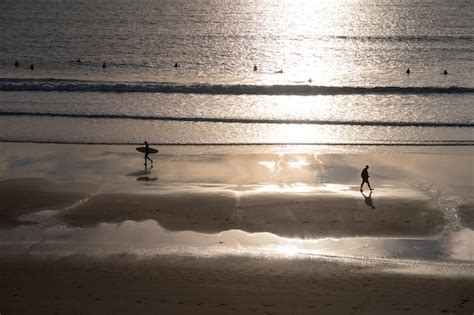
(143, 141), (153, 167)
(136, 142), (158, 170)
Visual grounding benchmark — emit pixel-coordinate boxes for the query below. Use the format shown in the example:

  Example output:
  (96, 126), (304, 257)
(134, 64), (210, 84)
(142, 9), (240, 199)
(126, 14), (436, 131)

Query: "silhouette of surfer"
(14, 60), (19, 67)
(102, 62), (106, 69)
(253, 64), (258, 72)
(443, 69), (448, 75)
(30, 64), (34, 70)
(174, 62), (179, 68)
(361, 190), (375, 209)
(143, 141), (153, 169)
(406, 68), (410, 74)
(360, 165), (373, 191)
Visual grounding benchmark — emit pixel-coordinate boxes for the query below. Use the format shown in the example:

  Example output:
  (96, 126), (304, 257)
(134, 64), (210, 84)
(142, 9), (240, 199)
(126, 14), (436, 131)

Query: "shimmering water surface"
(0, 0), (473, 146)
(1, 0), (473, 86)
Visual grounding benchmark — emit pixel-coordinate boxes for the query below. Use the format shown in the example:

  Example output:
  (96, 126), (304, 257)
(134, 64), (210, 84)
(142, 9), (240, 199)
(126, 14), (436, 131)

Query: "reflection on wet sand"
(0, 144), (473, 267)
(2, 212), (473, 265)
(56, 187), (445, 238)
(361, 190), (375, 209)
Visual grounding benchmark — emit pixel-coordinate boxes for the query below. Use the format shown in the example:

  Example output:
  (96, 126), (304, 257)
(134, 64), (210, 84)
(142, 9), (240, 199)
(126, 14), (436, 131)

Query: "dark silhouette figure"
(406, 68), (410, 74)
(360, 165), (373, 191)
(308, 78), (312, 83)
(174, 62), (179, 68)
(30, 64), (34, 70)
(443, 69), (448, 75)
(14, 60), (19, 67)
(143, 141), (153, 170)
(253, 64), (258, 72)
(102, 62), (106, 69)
(77, 58), (81, 63)
(275, 69), (283, 74)
(361, 190), (375, 209)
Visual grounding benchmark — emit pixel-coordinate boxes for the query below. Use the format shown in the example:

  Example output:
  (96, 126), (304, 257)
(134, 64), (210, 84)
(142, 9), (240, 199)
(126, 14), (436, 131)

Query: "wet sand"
(0, 255), (473, 315)
(57, 192), (446, 238)
(0, 143), (473, 314)
(0, 179), (98, 227)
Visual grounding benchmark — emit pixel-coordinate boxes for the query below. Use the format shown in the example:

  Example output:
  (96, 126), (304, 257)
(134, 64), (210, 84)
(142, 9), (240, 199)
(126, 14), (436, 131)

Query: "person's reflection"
(361, 190), (375, 209)
(137, 176), (157, 182)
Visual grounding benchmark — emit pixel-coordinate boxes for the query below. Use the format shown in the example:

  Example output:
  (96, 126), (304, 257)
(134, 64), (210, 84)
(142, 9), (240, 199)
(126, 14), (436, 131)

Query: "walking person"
(360, 165), (373, 191)
(144, 141), (153, 169)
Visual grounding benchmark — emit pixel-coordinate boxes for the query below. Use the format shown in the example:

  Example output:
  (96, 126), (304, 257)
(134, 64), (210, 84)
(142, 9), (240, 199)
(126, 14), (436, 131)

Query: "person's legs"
(360, 179), (365, 191)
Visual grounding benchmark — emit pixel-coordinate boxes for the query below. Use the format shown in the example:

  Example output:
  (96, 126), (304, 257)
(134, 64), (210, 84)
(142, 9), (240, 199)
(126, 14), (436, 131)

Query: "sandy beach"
(0, 143), (473, 314)
(1, 254), (473, 315)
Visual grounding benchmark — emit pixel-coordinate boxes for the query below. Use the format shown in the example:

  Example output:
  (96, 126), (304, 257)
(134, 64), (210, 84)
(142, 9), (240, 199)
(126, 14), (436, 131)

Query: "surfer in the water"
(360, 165), (373, 191)
(144, 141), (153, 168)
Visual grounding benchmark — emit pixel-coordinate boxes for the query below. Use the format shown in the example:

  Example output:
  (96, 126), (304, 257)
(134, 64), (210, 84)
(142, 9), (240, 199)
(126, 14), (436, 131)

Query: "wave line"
(0, 79), (473, 95)
(0, 139), (472, 146)
(0, 111), (472, 127)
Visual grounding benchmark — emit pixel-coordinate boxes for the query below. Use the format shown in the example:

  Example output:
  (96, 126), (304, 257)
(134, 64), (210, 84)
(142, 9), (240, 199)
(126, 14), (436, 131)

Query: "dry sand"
(0, 255), (472, 315)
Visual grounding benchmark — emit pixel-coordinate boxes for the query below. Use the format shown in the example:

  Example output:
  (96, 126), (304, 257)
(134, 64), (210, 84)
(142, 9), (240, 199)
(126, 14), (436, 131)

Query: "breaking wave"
(0, 78), (473, 95)
(0, 111), (472, 127)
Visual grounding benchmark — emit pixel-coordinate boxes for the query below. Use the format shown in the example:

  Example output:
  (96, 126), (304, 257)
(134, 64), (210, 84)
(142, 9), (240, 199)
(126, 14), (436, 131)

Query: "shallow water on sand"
(0, 144), (472, 274)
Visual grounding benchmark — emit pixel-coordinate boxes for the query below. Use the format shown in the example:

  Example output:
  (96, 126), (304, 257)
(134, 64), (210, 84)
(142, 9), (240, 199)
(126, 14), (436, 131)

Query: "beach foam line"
(0, 139), (472, 146)
(0, 79), (473, 95)
(0, 111), (472, 127)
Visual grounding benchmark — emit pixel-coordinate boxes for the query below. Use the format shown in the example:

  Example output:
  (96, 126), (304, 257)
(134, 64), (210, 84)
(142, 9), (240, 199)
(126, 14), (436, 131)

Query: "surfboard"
(136, 147), (158, 154)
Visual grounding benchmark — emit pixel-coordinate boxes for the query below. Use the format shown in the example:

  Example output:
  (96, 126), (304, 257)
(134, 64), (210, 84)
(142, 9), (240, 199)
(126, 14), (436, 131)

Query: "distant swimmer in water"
(76, 58), (81, 63)
(308, 78), (312, 83)
(30, 64), (34, 70)
(360, 165), (373, 191)
(253, 64), (258, 72)
(102, 62), (106, 69)
(14, 60), (19, 67)
(406, 68), (411, 74)
(275, 69), (283, 74)
(443, 69), (448, 75)
(174, 62), (179, 68)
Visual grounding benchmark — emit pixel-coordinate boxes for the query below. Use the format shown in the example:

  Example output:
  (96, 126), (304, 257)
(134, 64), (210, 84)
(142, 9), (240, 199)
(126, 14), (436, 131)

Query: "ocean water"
(0, 0), (473, 148)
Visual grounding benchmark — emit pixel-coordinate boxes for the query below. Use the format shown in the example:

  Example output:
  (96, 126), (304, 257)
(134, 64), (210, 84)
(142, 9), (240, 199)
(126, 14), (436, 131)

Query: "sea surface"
(0, 0), (473, 149)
